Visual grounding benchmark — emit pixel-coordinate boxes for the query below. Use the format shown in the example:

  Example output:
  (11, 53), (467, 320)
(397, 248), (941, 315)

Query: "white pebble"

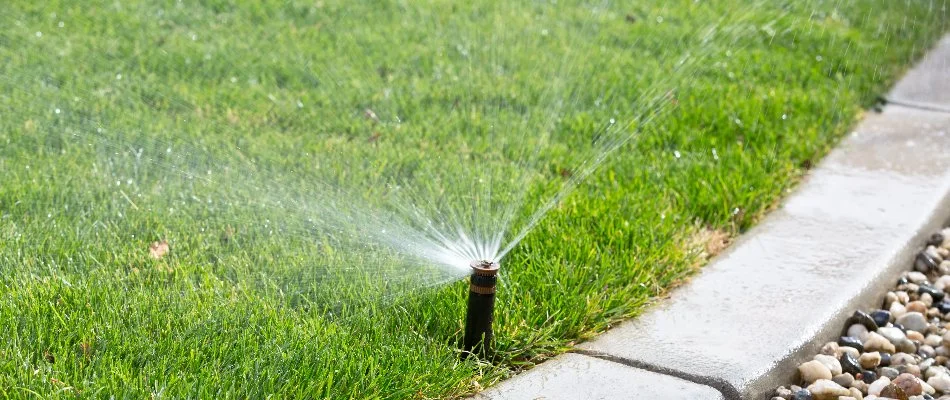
(868, 376), (891, 396)
(806, 379), (850, 400)
(928, 373), (950, 394)
(798, 360), (832, 384)
(814, 354), (842, 376)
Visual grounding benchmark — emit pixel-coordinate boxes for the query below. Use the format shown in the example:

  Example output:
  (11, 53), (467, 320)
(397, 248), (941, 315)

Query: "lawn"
(0, 0), (946, 398)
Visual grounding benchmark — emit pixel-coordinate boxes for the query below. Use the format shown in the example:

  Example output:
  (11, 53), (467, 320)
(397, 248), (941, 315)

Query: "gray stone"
(880, 327), (909, 344)
(898, 312), (929, 333)
(472, 353), (724, 400)
(882, 367), (901, 379)
(833, 373), (855, 388)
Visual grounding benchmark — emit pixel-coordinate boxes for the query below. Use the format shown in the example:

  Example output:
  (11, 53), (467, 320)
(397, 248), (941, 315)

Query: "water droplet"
(673, 150), (681, 159)
(609, 118), (616, 124)
(35, 31), (42, 38)
(782, 114), (787, 120)
(54, 108), (61, 114)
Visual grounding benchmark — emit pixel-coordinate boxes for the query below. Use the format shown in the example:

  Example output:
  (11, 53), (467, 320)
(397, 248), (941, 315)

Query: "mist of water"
(2, 0), (943, 316)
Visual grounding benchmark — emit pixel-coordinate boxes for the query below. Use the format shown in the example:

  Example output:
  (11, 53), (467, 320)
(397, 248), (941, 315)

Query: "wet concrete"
(888, 35), (950, 112)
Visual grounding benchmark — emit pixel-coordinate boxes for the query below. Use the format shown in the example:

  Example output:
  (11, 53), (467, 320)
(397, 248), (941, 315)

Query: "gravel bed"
(774, 227), (950, 400)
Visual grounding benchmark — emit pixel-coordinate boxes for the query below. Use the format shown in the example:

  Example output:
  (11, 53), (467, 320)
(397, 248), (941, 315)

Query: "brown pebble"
(908, 331), (926, 342)
(892, 373), (923, 395)
(907, 301), (928, 314)
(880, 383), (909, 400)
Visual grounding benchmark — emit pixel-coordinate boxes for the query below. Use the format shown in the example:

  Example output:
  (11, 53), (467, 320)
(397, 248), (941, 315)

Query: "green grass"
(0, 0), (947, 398)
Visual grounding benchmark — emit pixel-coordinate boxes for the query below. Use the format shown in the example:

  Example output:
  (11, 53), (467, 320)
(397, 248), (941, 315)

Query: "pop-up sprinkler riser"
(463, 260), (499, 358)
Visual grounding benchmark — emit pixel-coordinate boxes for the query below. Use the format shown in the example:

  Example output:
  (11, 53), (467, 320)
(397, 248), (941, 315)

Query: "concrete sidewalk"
(475, 34), (950, 400)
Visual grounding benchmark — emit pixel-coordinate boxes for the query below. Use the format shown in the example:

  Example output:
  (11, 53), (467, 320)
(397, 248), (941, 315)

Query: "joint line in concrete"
(571, 349), (742, 400)
(880, 96), (950, 114)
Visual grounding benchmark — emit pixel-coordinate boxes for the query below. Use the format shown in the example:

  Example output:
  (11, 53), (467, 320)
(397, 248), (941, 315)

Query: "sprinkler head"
(463, 260), (499, 358)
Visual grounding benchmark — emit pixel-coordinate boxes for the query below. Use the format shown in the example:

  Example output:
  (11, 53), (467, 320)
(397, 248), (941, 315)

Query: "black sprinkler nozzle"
(463, 260), (499, 358)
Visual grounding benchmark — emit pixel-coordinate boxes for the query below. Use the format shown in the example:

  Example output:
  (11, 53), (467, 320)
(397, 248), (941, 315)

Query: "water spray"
(463, 260), (499, 358)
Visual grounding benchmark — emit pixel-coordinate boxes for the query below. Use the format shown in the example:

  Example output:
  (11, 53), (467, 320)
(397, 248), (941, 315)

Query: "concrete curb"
(476, 34), (950, 400)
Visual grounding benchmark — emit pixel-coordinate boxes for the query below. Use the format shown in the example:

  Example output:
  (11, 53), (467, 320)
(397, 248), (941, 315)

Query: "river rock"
(882, 367), (901, 379)
(926, 335), (944, 347)
(926, 366), (950, 380)
(898, 312), (929, 333)
(895, 373), (924, 395)
(922, 285), (946, 302)
(806, 379), (850, 400)
(909, 301), (930, 314)
(775, 386), (794, 398)
(928, 374), (950, 394)
(841, 352), (862, 375)
(866, 331), (898, 353)
(848, 310), (879, 333)
(792, 388), (813, 400)
(893, 302), (910, 319)
(860, 370), (879, 384)
(833, 373), (855, 388)
(881, 352), (892, 367)
(799, 360), (833, 384)
(860, 352), (883, 369)
(892, 353), (918, 366)
(848, 387), (863, 400)
(882, 327), (909, 342)
(908, 271), (930, 284)
(821, 342), (841, 357)
(839, 336), (865, 353)
(873, 309), (893, 327)
(842, 346), (861, 359)
(869, 376), (892, 395)
(814, 354), (842, 376)
(849, 324), (870, 341)
(881, 383), (910, 399)
(921, 345), (937, 358)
